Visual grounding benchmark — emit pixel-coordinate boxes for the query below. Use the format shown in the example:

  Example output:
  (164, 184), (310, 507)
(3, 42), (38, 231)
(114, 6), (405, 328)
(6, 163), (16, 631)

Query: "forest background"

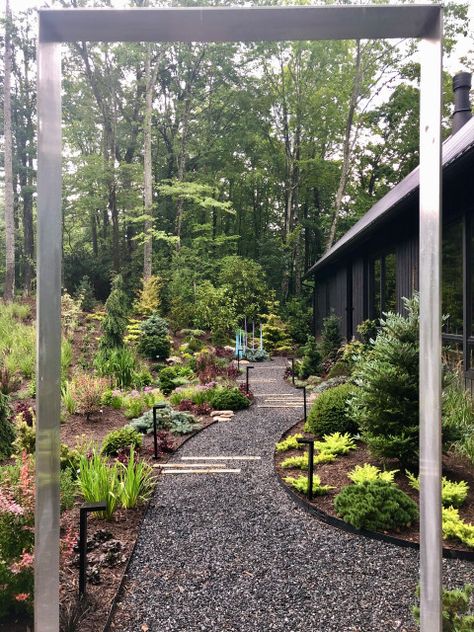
(1, 0), (473, 343)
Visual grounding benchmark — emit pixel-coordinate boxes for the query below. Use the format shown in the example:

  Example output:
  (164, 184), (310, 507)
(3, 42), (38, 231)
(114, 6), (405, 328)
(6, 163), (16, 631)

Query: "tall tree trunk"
(174, 96), (190, 249)
(143, 43), (154, 279)
(326, 41), (362, 251)
(3, 0), (15, 302)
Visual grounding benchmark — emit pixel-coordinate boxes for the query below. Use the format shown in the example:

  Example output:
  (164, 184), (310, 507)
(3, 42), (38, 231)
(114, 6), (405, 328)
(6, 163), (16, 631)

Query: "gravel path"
(110, 359), (474, 632)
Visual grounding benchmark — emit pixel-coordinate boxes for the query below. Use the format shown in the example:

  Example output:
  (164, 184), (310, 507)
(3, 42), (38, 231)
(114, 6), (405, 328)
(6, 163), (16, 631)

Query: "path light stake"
(296, 437), (315, 501)
(153, 403), (167, 460)
(79, 502), (107, 598)
(246, 366), (254, 394)
(297, 385), (307, 423)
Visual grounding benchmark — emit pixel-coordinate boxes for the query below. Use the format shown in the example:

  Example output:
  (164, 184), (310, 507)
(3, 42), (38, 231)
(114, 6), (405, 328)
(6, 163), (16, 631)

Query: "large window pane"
(442, 219), (463, 335)
(385, 252), (397, 312)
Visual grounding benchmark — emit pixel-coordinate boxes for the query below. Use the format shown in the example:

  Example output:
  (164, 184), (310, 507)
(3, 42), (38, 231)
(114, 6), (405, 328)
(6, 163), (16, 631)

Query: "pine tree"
(349, 296), (419, 467)
(100, 276), (129, 349)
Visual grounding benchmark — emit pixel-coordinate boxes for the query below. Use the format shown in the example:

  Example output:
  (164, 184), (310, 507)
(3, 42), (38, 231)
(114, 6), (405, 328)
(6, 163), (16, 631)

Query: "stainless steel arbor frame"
(37, 5), (442, 632)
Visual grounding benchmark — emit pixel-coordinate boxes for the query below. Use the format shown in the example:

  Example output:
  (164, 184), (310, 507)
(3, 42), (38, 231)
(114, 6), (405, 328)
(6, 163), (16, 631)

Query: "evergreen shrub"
(138, 313), (170, 361)
(100, 275), (129, 350)
(334, 480), (419, 531)
(298, 335), (322, 379)
(349, 296), (419, 467)
(320, 314), (342, 362)
(413, 584), (474, 632)
(305, 383), (358, 436)
(210, 387), (251, 411)
(101, 427), (143, 456)
(0, 394), (14, 460)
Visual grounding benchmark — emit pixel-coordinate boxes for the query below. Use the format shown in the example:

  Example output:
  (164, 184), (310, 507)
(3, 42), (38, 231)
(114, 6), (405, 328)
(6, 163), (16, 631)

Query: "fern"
(315, 432), (356, 456)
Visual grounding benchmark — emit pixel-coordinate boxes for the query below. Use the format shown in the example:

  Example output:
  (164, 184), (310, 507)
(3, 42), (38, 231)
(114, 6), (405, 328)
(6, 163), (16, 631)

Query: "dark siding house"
(307, 73), (474, 393)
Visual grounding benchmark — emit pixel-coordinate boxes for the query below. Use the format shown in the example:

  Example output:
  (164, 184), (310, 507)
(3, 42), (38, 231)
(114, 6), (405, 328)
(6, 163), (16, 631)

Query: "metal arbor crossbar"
(37, 5), (442, 632)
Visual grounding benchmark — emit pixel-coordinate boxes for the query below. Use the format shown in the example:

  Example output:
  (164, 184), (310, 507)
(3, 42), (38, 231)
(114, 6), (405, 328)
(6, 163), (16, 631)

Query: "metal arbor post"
(36, 6), (443, 631)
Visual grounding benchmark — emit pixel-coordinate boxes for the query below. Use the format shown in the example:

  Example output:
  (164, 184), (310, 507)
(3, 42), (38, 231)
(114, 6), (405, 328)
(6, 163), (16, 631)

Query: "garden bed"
(275, 420), (474, 559)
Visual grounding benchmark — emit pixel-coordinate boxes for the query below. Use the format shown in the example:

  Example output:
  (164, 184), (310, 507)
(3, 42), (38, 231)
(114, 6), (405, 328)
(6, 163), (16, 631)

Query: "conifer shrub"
(413, 583), (474, 632)
(134, 275), (162, 318)
(348, 296), (419, 467)
(0, 394), (14, 460)
(334, 480), (419, 531)
(298, 335), (322, 379)
(100, 275), (129, 350)
(101, 427), (143, 457)
(210, 387), (251, 411)
(320, 314), (342, 363)
(305, 383), (358, 436)
(261, 308), (293, 353)
(138, 313), (170, 361)
(76, 275), (96, 312)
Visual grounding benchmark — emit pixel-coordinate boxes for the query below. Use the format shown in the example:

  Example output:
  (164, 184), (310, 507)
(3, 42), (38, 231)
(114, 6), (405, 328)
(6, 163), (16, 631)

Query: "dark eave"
(306, 116), (474, 276)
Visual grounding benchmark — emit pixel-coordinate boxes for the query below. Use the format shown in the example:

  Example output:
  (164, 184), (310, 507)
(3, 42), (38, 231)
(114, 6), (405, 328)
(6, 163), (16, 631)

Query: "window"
(442, 219), (463, 336)
(370, 251), (397, 319)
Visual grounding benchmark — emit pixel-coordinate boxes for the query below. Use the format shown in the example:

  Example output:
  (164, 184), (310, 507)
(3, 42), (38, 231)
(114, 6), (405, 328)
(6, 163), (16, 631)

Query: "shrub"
(406, 472), (469, 509)
(169, 386), (216, 407)
(413, 584), (474, 632)
(443, 372), (474, 461)
(194, 351), (227, 384)
(334, 480), (419, 531)
(314, 432), (356, 456)
(128, 405), (197, 435)
(442, 507), (474, 548)
(159, 366), (192, 395)
(118, 447), (154, 509)
(69, 373), (108, 420)
(101, 427), (143, 456)
(283, 474), (334, 496)
(101, 388), (124, 410)
(60, 468), (77, 511)
(348, 464), (398, 485)
(210, 387), (251, 411)
(194, 281), (238, 345)
(282, 297), (312, 345)
(134, 275), (162, 318)
(244, 348), (269, 362)
(94, 346), (139, 389)
(77, 451), (121, 520)
(0, 394), (15, 460)
(261, 309), (293, 353)
(138, 313), (170, 361)
(305, 383), (358, 436)
(311, 376), (347, 394)
(12, 418), (35, 456)
(100, 275), (129, 350)
(122, 388), (163, 419)
(327, 360), (351, 379)
(357, 319), (379, 346)
(61, 291), (82, 338)
(298, 335), (322, 379)
(75, 275), (96, 312)
(320, 314), (342, 363)
(349, 295), (419, 467)
(281, 452), (336, 469)
(275, 433), (304, 453)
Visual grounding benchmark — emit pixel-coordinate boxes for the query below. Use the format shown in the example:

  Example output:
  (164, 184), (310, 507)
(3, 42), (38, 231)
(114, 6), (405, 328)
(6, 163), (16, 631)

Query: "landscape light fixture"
(296, 437), (315, 501)
(37, 5), (443, 631)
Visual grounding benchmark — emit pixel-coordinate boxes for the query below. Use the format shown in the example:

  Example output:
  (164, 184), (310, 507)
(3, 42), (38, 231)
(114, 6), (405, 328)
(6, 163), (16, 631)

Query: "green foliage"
(122, 388), (164, 419)
(75, 275), (96, 312)
(69, 373), (108, 420)
(280, 452), (336, 469)
(11, 418), (34, 456)
(218, 256), (269, 321)
(327, 360), (351, 379)
(442, 507), (474, 548)
(60, 443), (82, 475)
(118, 447), (154, 509)
(334, 480), (419, 531)
(169, 386), (216, 407)
(194, 281), (237, 345)
(357, 319), (379, 346)
(275, 433), (304, 453)
(349, 296), (419, 467)
(77, 451), (121, 520)
(100, 275), (129, 350)
(61, 290), (82, 338)
(314, 432), (357, 456)
(101, 388), (124, 410)
(134, 275), (162, 318)
(298, 335), (322, 379)
(261, 308), (293, 353)
(305, 383), (358, 436)
(443, 372), (474, 463)
(210, 387), (250, 411)
(128, 405), (198, 435)
(0, 304), (35, 380)
(60, 468), (77, 511)
(94, 346), (139, 389)
(101, 427), (143, 456)
(137, 313), (171, 361)
(244, 348), (269, 362)
(281, 297), (312, 345)
(413, 584), (474, 632)
(61, 380), (77, 416)
(158, 365), (192, 396)
(348, 464), (398, 485)
(320, 314), (342, 362)
(406, 472), (469, 509)
(283, 474), (334, 496)
(0, 393), (15, 460)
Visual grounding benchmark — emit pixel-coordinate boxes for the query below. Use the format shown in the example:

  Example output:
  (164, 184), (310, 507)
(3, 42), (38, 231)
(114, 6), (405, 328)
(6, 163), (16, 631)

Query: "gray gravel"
(110, 359), (474, 632)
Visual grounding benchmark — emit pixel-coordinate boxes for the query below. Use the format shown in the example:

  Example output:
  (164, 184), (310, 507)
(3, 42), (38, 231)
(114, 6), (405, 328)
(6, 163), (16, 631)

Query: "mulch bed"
(275, 420), (474, 554)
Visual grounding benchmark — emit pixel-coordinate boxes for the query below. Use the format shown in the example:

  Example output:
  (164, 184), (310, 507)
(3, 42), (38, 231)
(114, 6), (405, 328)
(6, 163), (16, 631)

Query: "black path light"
(296, 437), (315, 501)
(297, 385), (307, 423)
(152, 403), (168, 460)
(245, 365), (254, 394)
(79, 502), (107, 598)
(290, 357), (295, 385)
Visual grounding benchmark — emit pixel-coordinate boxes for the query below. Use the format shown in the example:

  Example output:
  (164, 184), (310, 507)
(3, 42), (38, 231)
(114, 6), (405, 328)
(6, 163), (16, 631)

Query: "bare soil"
(275, 420), (474, 552)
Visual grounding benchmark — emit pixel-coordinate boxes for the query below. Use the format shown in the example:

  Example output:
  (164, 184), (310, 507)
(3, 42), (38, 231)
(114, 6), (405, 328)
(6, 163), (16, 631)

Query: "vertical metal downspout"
(419, 11), (443, 632)
(35, 34), (62, 632)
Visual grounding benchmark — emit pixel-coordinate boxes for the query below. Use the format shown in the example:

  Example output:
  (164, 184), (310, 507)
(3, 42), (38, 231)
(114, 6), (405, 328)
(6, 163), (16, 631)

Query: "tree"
(3, 0), (15, 301)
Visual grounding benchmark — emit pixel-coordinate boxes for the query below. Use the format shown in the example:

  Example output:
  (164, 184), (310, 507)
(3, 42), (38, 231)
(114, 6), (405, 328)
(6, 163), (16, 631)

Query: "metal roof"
(307, 115), (474, 276)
